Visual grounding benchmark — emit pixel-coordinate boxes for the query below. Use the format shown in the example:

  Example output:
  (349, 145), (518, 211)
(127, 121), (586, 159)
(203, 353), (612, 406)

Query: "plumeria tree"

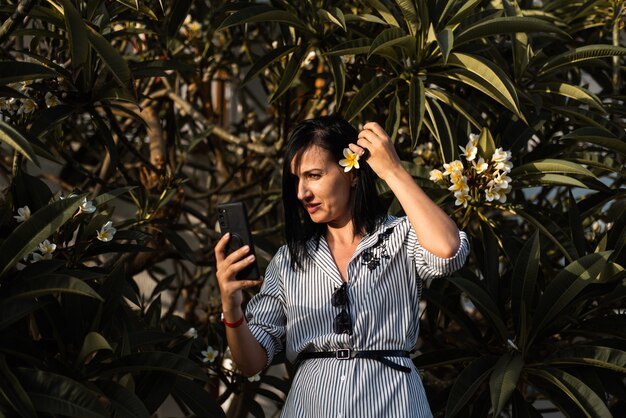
(1, 0), (625, 417)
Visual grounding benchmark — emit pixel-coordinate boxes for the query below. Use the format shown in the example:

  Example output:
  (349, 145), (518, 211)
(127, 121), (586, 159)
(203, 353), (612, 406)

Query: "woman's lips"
(305, 203), (321, 214)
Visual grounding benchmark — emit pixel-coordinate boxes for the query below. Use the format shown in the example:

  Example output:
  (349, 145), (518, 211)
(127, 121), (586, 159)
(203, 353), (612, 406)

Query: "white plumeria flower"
(459, 140), (478, 161)
(485, 187), (498, 202)
(17, 98), (37, 115)
(45, 92), (61, 108)
(338, 148), (360, 172)
(448, 176), (469, 193)
(493, 174), (512, 190)
(14, 205), (31, 222)
(183, 327), (198, 339)
(301, 50), (317, 70)
(429, 169), (444, 182)
(248, 374), (261, 382)
(472, 157), (488, 174)
(78, 198), (96, 214)
(184, 21), (202, 39)
(468, 133), (479, 143)
(38, 239), (56, 256)
(96, 221), (116, 242)
(495, 160), (514, 173)
(442, 160), (464, 176)
(31, 252), (46, 262)
(454, 191), (471, 208)
(201, 346), (219, 363)
(449, 170), (464, 184)
(223, 358), (236, 371)
(491, 147), (512, 163)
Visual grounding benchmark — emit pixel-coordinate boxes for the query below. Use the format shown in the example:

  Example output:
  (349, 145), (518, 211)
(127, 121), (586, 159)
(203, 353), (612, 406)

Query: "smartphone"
(217, 202), (260, 280)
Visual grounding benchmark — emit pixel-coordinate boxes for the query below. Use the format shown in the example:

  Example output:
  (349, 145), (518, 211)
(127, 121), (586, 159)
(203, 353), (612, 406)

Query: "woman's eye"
(308, 173), (321, 179)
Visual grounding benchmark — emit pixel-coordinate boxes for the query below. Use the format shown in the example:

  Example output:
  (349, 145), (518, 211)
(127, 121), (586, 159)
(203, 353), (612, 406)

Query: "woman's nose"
(297, 180), (310, 201)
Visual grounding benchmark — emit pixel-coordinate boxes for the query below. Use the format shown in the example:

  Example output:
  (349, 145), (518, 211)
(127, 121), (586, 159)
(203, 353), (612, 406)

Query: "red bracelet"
(221, 313), (245, 328)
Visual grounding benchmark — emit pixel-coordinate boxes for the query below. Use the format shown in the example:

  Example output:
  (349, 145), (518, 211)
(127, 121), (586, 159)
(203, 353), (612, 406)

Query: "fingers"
(363, 121), (388, 138)
(214, 232), (230, 262)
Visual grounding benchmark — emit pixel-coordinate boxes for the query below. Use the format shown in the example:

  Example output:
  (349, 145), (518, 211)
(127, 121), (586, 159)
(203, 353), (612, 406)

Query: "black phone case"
(217, 202), (260, 280)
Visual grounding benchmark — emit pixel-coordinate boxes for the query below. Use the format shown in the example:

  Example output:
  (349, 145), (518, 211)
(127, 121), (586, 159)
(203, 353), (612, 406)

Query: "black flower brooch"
(361, 227), (394, 271)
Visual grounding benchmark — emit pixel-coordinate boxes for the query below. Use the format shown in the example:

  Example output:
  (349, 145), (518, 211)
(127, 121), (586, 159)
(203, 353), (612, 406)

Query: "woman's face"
(290, 145), (355, 228)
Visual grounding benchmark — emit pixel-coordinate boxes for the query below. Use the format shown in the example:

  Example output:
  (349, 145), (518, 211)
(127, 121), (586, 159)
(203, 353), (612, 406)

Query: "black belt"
(297, 349), (412, 373)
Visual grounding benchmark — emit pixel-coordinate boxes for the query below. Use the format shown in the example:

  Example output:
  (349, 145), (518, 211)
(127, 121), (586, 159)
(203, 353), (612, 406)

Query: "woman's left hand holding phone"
(214, 232), (266, 376)
(215, 232), (263, 314)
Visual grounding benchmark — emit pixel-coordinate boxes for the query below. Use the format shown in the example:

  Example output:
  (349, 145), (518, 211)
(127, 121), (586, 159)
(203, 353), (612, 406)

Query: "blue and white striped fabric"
(246, 215), (469, 418)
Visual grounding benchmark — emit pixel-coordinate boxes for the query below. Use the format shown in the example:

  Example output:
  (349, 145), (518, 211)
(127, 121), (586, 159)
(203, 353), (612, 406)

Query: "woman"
(215, 116), (469, 417)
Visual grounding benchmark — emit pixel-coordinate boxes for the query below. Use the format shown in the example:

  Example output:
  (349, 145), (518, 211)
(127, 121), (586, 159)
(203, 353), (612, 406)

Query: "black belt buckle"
(336, 349), (351, 360)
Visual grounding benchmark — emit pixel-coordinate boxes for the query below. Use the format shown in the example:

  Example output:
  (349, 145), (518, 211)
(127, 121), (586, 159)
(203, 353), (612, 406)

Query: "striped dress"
(246, 215), (470, 418)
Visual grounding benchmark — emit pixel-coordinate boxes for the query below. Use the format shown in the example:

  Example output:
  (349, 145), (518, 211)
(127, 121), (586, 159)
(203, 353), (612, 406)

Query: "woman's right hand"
(214, 233), (263, 312)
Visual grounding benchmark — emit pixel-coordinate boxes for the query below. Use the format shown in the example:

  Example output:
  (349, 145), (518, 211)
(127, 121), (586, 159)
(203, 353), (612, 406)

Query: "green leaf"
(268, 45), (308, 103)
(0, 355), (37, 418)
(531, 251), (615, 340)
(545, 346), (626, 373)
(447, 277), (508, 341)
(172, 378), (227, 418)
(489, 353), (524, 416)
(476, 127), (495, 160)
(560, 132), (626, 156)
(344, 75), (393, 122)
(327, 54), (345, 109)
(343, 13), (387, 25)
(243, 44), (298, 85)
(86, 27), (131, 87)
(0, 194), (84, 279)
(96, 381), (150, 418)
(28, 105), (75, 138)
(92, 186), (137, 207)
(413, 349), (477, 368)
(514, 174), (591, 189)
(425, 88), (481, 128)
(363, 0), (400, 27)
(4, 275), (104, 302)
(528, 367), (612, 418)
(0, 62), (56, 85)
(446, 53), (524, 122)
(14, 368), (108, 418)
(512, 206), (578, 263)
(77, 332), (112, 366)
(424, 97), (455, 162)
(385, 93), (401, 144)
(324, 38), (371, 56)
(454, 17), (569, 47)
(538, 45), (626, 76)
(445, 0), (483, 26)
(96, 352), (208, 382)
(368, 27), (414, 59)
(57, 0), (89, 70)
(317, 9), (346, 31)
(409, 77), (425, 145)
(436, 27), (453, 64)
(533, 83), (605, 113)
(219, 6), (311, 33)
(511, 159), (597, 179)
(445, 355), (496, 418)
(0, 120), (40, 166)
(166, 0), (192, 38)
(0, 299), (48, 330)
(158, 227), (196, 263)
(511, 232), (540, 346)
